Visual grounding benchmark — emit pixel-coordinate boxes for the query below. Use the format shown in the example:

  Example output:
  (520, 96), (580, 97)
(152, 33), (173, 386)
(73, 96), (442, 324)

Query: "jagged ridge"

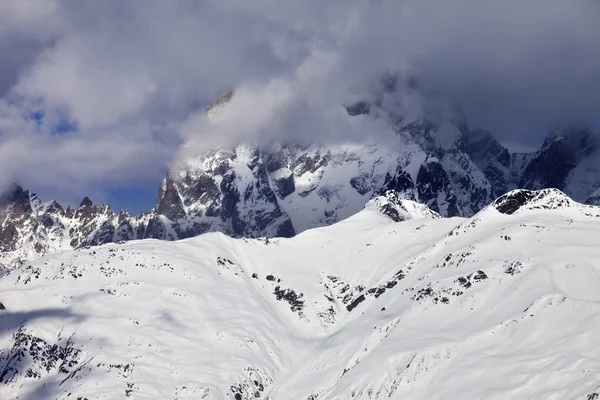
(2, 76), (600, 271)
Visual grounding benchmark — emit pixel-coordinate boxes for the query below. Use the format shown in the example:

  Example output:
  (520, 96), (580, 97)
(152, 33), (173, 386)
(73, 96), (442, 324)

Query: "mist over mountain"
(1, 79), (600, 271)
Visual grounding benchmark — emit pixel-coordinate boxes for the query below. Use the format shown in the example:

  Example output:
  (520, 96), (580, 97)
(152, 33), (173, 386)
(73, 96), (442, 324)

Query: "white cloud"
(0, 0), (60, 35)
(15, 36), (158, 129)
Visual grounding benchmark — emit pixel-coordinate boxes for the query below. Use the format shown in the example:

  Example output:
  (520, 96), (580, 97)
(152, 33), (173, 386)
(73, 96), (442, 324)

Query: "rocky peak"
(585, 187), (600, 205)
(206, 87), (234, 114)
(3, 78), (600, 274)
(519, 124), (598, 194)
(79, 196), (93, 208)
(539, 124), (597, 162)
(155, 172), (186, 221)
(75, 198), (103, 221)
(344, 71), (443, 128)
(371, 190), (440, 222)
(544, 123), (593, 145)
(464, 129), (511, 199)
(0, 185), (35, 255)
(490, 189), (576, 215)
(215, 87), (234, 105)
(45, 200), (64, 214)
(0, 183), (32, 215)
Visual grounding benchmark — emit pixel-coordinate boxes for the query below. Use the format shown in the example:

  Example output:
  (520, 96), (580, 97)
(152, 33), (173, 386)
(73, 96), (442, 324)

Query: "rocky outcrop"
(371, 190), (440, 222)
(490, 188), (578, 215)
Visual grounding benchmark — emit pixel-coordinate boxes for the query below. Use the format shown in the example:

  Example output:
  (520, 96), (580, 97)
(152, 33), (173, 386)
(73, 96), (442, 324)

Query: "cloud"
(178, 0), (600, 156)
(0, 99), (177, 205)
(0, 0), (599, 206)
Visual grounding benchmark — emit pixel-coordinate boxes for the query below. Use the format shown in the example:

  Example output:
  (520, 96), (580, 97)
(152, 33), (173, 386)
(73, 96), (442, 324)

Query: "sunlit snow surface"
(1, 192), (600, 399)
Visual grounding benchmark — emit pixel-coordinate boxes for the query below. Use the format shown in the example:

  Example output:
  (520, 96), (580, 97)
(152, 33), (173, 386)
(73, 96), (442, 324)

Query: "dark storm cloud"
(334, 0), (600, 146)
(0, 0), (599, 201)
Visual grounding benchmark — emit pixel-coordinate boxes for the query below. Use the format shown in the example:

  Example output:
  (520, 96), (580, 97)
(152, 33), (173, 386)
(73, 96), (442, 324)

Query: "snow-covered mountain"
(2, 75), (600, 272)
(2, 188), (600, 399)
(0, 76), (501, 270)
(517, 124), (600, 202)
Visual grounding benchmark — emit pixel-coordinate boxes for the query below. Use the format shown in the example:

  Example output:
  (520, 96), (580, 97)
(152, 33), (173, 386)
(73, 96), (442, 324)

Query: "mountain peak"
(79, 196), (93, 208)
(206, 87), (234, 114)
(489, 188), (576, 215)
(0, 183), (31, 215)
(369, 190), (440, 222)
(0, 182), (27, 203)
(155, 173), (186, 220)
(585, 187), (600, 206)
(544, 123), (594, 145)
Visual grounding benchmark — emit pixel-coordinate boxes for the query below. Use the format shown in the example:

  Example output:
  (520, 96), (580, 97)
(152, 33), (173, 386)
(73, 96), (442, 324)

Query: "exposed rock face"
(79, 197), (92, 208)
(371, 190), (440, 222)
(465, 129), (511, 199)
(155, 174), (186, 221)
(516, 125), (600, 201)
(585, 187), (600, 205)
(491, 190), (539, 215)
(519, 126), (596, 191)
(0, 185), (127, 271)
(489, 188), (578, 216)
(0, 149), (298, 271)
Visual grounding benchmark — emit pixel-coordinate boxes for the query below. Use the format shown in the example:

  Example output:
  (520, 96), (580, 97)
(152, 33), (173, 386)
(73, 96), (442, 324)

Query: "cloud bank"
(1, 0), (599, 205)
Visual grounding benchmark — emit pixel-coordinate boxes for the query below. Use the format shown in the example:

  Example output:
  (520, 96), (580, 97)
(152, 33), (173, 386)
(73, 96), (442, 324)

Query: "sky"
(1, 0), (600, 213)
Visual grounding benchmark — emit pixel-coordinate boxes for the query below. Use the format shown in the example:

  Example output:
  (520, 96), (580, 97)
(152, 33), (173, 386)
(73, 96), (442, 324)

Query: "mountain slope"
(2, 189), (600, 399)
(464, 128), (511, 198)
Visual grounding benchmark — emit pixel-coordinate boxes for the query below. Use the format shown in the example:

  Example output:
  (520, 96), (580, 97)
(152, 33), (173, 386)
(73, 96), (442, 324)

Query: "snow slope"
(2, 189), (600, 399)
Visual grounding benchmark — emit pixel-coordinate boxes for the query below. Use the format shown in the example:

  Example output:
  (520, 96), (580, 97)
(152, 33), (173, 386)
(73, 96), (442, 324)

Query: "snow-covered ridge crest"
(368, 190), (440, 221)
(470, 188), (600, 224)
(3, 188), (600, 399)
(488, 188), (582, 215)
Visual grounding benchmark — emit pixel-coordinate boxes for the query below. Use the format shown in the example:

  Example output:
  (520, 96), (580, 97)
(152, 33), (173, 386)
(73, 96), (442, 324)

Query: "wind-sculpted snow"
(369, 190), (441, 222)
(2, 190), (600, 399)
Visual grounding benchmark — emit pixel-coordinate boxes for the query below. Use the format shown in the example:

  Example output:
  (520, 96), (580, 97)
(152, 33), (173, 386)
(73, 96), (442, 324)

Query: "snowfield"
(1, 189), (600, 399)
